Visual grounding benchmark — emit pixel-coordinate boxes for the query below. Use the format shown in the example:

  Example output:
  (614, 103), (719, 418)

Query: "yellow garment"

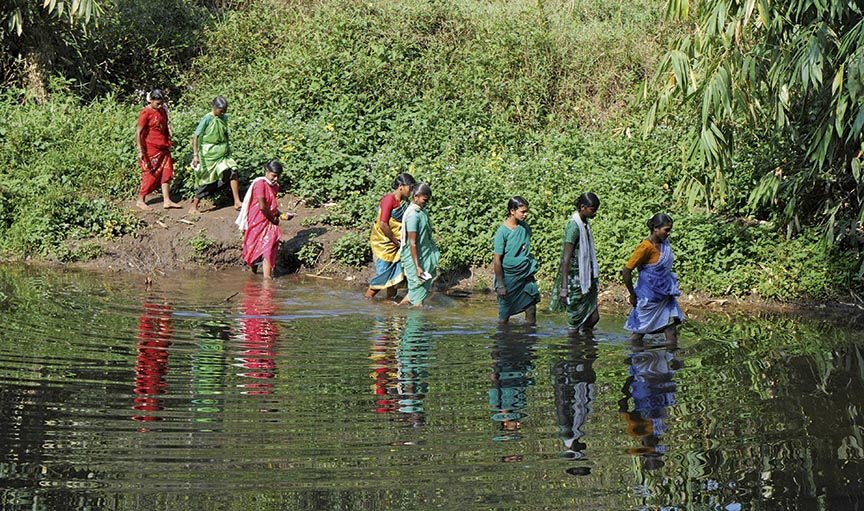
(369, 207), (404, 263)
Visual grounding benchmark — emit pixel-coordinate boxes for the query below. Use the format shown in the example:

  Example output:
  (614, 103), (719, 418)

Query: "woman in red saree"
(236, 160), (291, 279)
(136, 89), (181, 211)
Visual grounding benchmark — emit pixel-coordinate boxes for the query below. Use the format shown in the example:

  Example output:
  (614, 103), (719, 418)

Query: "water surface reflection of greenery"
(0, 266), (862, 510)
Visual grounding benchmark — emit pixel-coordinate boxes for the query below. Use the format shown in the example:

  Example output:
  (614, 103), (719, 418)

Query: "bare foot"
(136, 200), (153, 211)
(162, 201), (183, 209)
(234, 202), (243, 211)
(187, 207), (200, 215)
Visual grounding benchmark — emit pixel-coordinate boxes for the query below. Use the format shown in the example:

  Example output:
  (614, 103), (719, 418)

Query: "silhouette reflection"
(396, 311), (431, 427)
(369, 313), (432, 427)
(619, 345), (682, 471)
(489, 326), (536, 446)
(191, 319), (229, 423)
(369, 315), (404, 415)
(237, 282), (278, 395)
(551, 333), (597, 475)
(133, 301), (173, 423)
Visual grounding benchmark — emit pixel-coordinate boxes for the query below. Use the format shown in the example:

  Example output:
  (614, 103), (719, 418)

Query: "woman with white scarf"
(550, 193), (601, 332)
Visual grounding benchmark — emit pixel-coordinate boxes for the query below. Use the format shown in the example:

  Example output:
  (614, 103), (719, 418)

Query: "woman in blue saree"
(622, 214), (685, 344)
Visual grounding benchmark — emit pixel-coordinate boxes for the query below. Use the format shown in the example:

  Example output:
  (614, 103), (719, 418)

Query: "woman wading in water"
(399, 183), (439, 306)
(365, 173), (416, 300)
(550, 193), (601, 333)
(622, 213), (685, 345)
(236, 160), (291, 279)
(493, 196), (540, 325)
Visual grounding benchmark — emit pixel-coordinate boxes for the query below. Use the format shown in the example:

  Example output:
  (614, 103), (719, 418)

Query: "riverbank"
(55, 197), (864, 328)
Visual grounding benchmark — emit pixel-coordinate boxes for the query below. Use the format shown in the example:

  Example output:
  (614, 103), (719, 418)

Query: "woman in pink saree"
(236, 161), (292, 279)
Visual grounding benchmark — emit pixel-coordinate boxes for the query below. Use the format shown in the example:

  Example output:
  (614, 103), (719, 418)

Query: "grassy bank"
(0, 0), (859, 300)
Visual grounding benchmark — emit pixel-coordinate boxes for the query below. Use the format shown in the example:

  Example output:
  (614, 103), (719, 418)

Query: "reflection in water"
(368, 313), (432, 427)
(396, 312), (431, 427)
(619, 346), (681, 472)
(132, 302), (173, 423)
(489, 326), (536, 446)
(236, 283), (278, 395)
(191, 320), (229, 424)
(551, 334), (597, 476)
(369, 315), (403, 415)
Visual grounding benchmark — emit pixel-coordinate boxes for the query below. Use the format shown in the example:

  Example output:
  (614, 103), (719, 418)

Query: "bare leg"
(136, 195), (153, 211)
(525, 304), (537, 326)
(629, 333), (645, 347)
(231, 178), (242, 210)
(188, 197), (201, 215)
(364, 287), (379, 299)
(161, 183), (182, 209)
(262, 258), (273, 279)
(663, 325), (678, 346)
(582, 308), (600, 332)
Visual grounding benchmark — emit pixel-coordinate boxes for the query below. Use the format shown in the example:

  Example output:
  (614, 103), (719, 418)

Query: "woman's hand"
(558, 287), (568, 298)
(192, 155), (199, 169)
(628, 294), (637, 307)
(416, 267), (425, 278)
(496, 285), (507, 297)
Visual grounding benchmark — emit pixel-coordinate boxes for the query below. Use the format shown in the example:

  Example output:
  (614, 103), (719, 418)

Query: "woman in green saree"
(493, 196), (540, 325)
(550, 192), (601, 332)
(399, 183), (440, 306)
(189, 96), (243, 214)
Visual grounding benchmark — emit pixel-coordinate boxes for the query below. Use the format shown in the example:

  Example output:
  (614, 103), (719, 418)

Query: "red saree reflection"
(237, 282), (278, 395)
(133, 302), (173, 423)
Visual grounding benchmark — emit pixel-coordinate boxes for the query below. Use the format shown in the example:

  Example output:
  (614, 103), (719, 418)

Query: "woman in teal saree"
(493, 196), (540, 324)
(399, 183), (440, 306)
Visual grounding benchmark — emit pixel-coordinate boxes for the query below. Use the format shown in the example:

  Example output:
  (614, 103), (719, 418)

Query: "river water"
(0, 265), (862, 510)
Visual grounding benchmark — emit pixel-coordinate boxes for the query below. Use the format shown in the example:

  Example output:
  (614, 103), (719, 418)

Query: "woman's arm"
(407, 231), (424, 276)
(379, 220), (398, 246)
(559, 242), (574, 297)
(622, 267), (636, 307)
(493, 253), (506, 296)
(191, 133), (199, 168)
(258, 197), (280, 225)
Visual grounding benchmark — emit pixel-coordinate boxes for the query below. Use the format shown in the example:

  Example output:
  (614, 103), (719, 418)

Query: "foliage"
(296, 236), (323, 268)
(2, 0), (209, 98)
(0, 0), (861, 300)
(331, 232), (371, 268)
(645, 0), (864, 242)
(189, 230), (216, 257)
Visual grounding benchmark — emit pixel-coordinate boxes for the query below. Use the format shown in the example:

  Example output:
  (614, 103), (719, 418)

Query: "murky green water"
(0, 266), (863, 510)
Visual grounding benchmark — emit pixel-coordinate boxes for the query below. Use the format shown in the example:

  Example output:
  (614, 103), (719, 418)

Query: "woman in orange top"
(621, 214), (685, 344)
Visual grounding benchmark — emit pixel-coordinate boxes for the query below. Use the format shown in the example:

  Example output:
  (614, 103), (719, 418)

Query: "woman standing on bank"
(493, 196), (540, 325)
(136, 89), (181, 210)
(365, 173), (416, 299)
(190, 96), (243, 214)
(622, 213), (685, 344)
(550, 193), (601, 332)
(399, 183), (439, 306)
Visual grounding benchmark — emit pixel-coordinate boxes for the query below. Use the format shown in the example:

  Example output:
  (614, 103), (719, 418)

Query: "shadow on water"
(3, 267), (864, 509)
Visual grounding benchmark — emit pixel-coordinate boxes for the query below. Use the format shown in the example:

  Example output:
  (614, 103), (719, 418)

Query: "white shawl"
(234, 177), (274, 231)
(399, 203), (421, 247)
(571, 211), (598, 294)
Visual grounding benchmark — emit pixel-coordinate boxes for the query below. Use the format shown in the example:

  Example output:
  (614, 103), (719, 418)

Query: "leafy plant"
(331, 233), (370, 268)
(296, 236), (323, 268)
(189, 231), (216, 257)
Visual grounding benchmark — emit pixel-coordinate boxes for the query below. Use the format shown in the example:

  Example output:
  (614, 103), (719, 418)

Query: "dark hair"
(507, 196), (529, 216)
(413, 183), (432, 198)
(148, 89), (164, 101)
(647, 213), (673, 232)
(576, 192), (600, 210)
(264, 160), (283, 175)
(392, 172), (416, 190)
(212, 96), (228, 109)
